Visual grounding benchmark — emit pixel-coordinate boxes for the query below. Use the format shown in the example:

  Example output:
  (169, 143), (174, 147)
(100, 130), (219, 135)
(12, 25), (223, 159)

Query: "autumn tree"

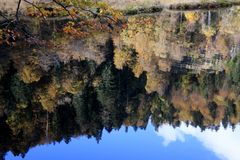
(0, 0), (123, 47)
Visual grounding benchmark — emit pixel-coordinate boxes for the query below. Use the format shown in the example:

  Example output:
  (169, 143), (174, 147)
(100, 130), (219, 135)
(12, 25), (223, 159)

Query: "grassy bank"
(103, 0), (240, 10)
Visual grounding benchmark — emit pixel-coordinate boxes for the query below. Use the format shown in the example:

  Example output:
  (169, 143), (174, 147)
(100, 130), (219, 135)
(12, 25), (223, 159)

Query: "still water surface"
(0, 4), (240, 160)
(7, 123), (239, 160)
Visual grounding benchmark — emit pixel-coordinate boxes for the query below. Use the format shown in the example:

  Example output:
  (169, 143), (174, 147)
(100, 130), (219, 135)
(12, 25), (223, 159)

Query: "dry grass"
(1, 0), (240, 13)
(103, 0), (218, 9)
(0, 0), (50, 13)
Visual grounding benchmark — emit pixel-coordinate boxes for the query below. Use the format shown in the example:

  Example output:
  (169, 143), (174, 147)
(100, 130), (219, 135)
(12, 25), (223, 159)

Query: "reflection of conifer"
(73, 91), (87, 127)
(222, 100), (237, 128)
(226, 54), (240, 92)
(191, 111), (205, 131)
(10, 75), (32, 109)
(198, 72), (224, 98)
(96, 62), (118, 129)
(51, 105), (78, 142)
(150, 93), (176, 129)
(73, 88), (103, 139)
(208, 102), (217, 119)
(0, 151), (5, 160)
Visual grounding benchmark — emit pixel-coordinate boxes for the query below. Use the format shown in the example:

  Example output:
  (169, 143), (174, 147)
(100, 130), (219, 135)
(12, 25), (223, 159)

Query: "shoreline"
(1, 1), (240, 14)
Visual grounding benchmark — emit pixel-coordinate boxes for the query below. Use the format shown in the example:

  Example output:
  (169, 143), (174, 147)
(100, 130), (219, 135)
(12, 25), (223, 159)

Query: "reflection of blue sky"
(157, 123), (240, 160)
(6, 123), (225, 160)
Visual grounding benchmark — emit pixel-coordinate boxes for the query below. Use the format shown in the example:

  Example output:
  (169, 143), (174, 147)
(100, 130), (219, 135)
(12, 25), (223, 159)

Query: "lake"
(0, 1), (240, 160)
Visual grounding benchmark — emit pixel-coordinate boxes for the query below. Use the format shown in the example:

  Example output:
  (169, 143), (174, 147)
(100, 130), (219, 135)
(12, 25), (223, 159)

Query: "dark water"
(0, 6), (240, 160)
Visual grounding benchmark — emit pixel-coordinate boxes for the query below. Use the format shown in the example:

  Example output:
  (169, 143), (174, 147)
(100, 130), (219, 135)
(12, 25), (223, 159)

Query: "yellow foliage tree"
(19, 65), (43, 84)
(113, 48), (131, 69)
(184, 11), (200, 24)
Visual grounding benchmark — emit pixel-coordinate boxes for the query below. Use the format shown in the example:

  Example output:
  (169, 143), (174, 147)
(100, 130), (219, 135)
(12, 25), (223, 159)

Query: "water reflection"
(0, 4), (240, 160)
(157, 123), (240, 160)
(6, 123), (221, 160)
(7, 123), (240, 160)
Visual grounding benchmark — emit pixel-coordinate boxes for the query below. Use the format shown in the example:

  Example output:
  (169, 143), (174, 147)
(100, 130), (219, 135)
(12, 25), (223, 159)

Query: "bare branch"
(52, 0), (75, 21)
(16, 0), (22, 22)
(74, 6), (120, 31)
(0, 12), (9, 21)
(77, 6), (117, 23)
(0, 12), (16, 28)
(23, 0), (47, 21)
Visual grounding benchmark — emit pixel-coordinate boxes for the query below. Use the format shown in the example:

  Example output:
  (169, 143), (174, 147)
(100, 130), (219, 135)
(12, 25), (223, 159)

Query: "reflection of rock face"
(113, 7), (240, 93)
(56, 34), (108, 65)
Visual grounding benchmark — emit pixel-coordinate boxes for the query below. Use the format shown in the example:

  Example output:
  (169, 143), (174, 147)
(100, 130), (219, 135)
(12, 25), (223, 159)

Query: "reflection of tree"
(10, 76), (32, 109)
(0, 6), (240, 159)
(73, 88), (103, 139)
(0, 50), (239, 158)
(226, 54), (240, 91)
(150, 93), (177, 129)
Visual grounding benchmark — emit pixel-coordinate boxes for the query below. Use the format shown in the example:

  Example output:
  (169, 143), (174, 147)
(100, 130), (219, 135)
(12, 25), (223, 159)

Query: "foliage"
(225, 54), (240, 88)
(25, 0), (123, 37)
(202, 26), (216, 38)
(19, 65), (43, 84)
(113, 48), (132, 69)
(150, 94), (177, 127)
(0, 29), (20, 46)
(6, 109), (35, 136)
(0, 0), (124, 48)
(184, 11), (200, 24)
(10, 76), (31, 109)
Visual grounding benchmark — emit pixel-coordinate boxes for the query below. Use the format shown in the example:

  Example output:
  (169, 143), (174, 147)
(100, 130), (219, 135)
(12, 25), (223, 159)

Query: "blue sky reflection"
(6, 123), (230, 160)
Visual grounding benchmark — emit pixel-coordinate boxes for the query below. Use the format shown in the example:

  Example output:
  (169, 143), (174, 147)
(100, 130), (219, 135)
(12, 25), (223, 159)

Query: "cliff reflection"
(0, 6), (240, 160)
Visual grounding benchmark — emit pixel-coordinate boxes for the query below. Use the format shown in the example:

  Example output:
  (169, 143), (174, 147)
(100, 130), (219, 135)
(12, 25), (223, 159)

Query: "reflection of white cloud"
(156, 123), (240, 160)
(156, 125), (185, 146)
